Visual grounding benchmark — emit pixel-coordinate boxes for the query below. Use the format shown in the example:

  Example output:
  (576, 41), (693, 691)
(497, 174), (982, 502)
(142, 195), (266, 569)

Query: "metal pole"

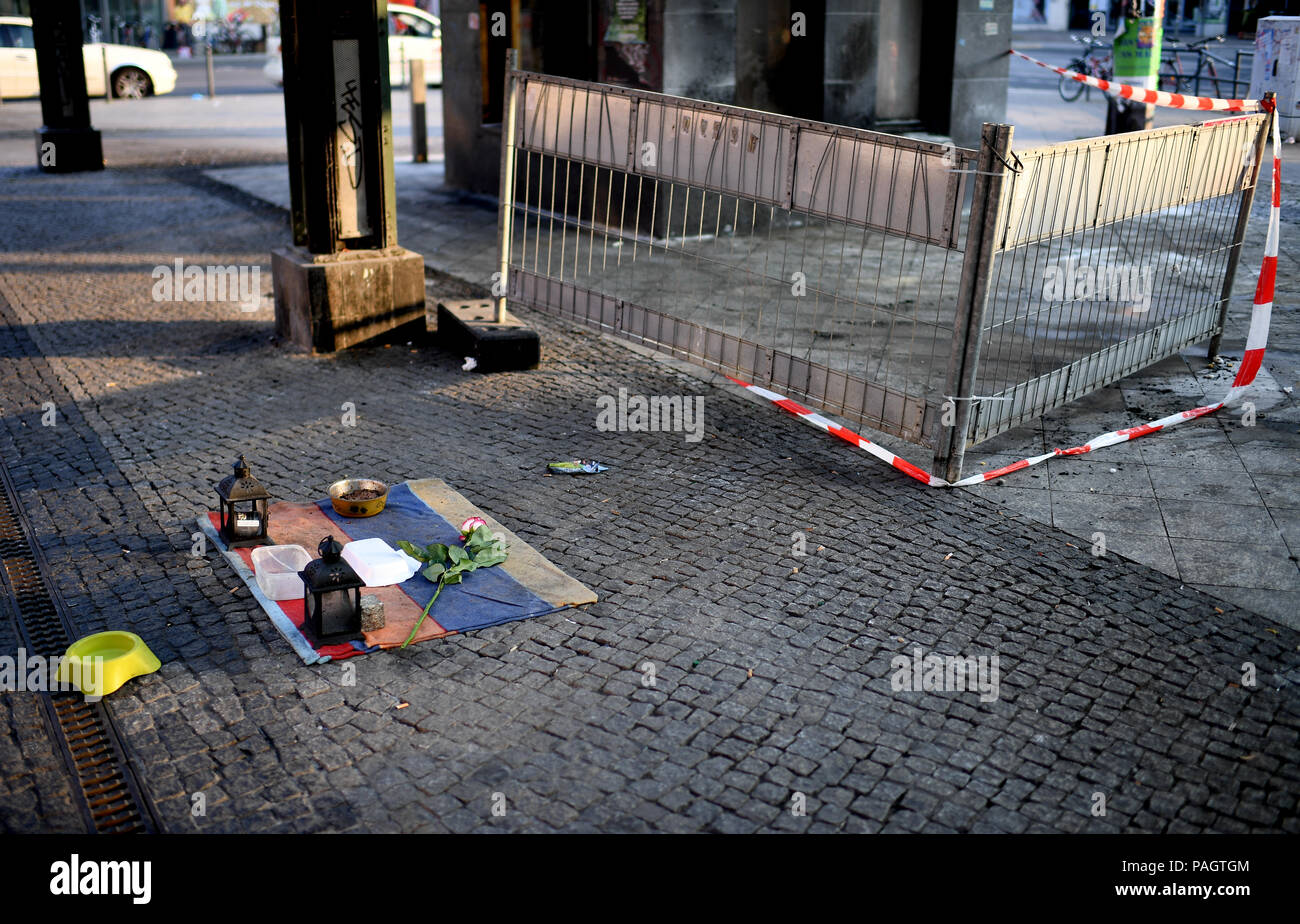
(1145, 0), (1166, 129)
(206, 38), (216, 98)
(933, 122), (1015, 483)
(1208, 94), (1274, 359)
(496, 49), (520, 325)
(31, 0), (102, 172)
(99, 0), (111, 102)
(410, 58), (427, 163)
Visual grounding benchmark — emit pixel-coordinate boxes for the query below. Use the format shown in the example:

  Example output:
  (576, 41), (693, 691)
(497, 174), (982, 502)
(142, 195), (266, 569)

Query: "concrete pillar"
(31, 0), (104, 173)
(271, 0), (426, 353)
(822, 0), (1009, 146)
(664, 0), (736, 101)
(875, 0), (922, 125)
(947, 0), (1012, 149)
(824, 0), (877, 127)
(441, 0), (509, 195)
(736, 0), (823, 119)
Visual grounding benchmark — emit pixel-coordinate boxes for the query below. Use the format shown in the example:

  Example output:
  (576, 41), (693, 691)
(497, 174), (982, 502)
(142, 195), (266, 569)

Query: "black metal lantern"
(216, 455), (271, 548)
(299, 536), (364, 644)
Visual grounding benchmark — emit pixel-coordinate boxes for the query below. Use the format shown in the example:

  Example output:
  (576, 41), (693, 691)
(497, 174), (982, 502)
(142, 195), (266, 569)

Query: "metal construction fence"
(495, 53), (1271, 480)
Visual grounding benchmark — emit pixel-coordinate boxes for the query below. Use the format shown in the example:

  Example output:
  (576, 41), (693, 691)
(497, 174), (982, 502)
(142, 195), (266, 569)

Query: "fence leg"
(496, 49), (520, 324)
(1208, 95), (1272, 360)
(205, 40), (215, 98)
(410, 58), (427, 163)
(932, 122), (1015, 484)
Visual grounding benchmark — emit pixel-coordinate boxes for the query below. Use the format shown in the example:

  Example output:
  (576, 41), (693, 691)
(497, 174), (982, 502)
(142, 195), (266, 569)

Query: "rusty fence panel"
(497, 60), (1269, 481)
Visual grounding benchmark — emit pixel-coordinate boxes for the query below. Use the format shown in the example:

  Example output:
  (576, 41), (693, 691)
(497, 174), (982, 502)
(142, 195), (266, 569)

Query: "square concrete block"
(437, 299), (539, 372)
(272, 245), (426, 353)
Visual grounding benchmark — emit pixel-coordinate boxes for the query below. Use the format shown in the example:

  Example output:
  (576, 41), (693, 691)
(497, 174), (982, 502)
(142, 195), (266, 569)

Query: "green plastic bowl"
(57, 631), (160, 697)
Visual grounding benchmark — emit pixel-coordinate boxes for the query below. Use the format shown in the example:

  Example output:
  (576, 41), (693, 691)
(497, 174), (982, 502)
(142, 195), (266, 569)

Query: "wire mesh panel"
(968, 113), (1269, 444)
(504, 67), (975, 446)
(497, 60), (1269, 478)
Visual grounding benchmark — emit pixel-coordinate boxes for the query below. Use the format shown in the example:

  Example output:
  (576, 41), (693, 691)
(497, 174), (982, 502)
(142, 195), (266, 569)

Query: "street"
(0, 53), (442, 167)
(0, 34), (1259, 167)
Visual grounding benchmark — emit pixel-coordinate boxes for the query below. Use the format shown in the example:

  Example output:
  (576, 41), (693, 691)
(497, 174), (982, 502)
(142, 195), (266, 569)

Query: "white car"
(262, 3), (441, 88)
(0, 16), (177, 99)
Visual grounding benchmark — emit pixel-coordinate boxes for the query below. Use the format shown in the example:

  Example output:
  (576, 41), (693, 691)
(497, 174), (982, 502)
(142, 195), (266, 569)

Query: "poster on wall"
(599, 0), (661, 91)
(1112, 14), (1163, 82)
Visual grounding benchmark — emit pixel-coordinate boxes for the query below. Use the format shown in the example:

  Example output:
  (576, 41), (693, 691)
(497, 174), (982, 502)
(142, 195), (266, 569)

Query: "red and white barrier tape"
(1009, 48), (1263, 112)
(728, 99), (1281, 488)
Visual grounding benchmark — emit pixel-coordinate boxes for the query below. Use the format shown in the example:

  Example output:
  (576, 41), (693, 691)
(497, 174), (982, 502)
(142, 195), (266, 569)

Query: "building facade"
(443, 0), (1012, 195)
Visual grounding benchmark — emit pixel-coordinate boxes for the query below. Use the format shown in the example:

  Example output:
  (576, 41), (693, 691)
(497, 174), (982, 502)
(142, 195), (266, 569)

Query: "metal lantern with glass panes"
(299, 536), (365, 644)
(215, 455), (271, 548)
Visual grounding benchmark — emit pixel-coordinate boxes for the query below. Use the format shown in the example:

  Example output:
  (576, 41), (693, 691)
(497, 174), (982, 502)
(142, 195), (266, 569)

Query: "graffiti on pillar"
(333, 39), (371, 239)
(48, 20), (77, 120)
(338, 80), (364, 189)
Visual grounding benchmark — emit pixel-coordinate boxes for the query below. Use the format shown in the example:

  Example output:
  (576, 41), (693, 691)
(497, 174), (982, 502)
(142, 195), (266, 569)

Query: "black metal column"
(31, 0), (103, 173)
(272, 0), (426, 354)
(279, 0), (398, 253)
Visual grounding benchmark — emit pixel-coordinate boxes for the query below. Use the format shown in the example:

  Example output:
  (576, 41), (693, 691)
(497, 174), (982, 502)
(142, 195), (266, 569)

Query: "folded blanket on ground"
(201, 478), (596, 664)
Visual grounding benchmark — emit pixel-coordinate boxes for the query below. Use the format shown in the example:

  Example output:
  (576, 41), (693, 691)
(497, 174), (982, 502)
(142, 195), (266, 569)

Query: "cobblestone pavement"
(207, 140), (1300, 628)
(0, 165), (1297, 833)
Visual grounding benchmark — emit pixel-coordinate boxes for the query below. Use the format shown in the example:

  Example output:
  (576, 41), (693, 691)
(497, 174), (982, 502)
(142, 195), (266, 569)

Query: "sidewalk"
(204, 122), (1300, 629)
(1, 165), (1297, 833)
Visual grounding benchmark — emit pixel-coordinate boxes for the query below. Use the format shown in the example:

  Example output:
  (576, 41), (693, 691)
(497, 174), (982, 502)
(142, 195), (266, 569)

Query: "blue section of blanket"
(317, 482), (557, 632)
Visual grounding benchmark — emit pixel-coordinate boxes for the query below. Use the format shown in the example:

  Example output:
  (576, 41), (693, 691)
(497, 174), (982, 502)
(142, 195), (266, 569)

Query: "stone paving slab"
(0, 166), (1297, 833)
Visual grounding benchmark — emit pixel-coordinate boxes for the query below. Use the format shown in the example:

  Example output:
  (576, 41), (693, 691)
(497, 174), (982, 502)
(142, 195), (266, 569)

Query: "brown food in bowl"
(340, 488), (383, 501)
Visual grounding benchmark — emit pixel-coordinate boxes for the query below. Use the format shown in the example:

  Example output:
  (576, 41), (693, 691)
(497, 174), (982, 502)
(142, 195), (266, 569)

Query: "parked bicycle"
(1059, 34), (1113, 102)
(1158, 34), (1244, 98)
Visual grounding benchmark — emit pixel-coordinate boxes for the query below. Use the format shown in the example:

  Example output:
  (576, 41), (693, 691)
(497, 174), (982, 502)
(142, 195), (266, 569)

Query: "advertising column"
(1107, 0), (1164, 134)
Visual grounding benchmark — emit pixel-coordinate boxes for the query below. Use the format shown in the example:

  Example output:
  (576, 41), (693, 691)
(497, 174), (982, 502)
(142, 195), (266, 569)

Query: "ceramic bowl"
(328, 478), (390, 518)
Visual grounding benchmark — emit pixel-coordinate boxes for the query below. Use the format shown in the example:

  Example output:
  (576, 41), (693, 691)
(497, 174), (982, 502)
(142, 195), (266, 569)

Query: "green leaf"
(397, 540), (431, 562)
(421, 562), (446, 582)
(443, 571), (463, 585)
(472, 549), (508, 568)
(425, 542), (450, 563)
(448, 545), (469, 565)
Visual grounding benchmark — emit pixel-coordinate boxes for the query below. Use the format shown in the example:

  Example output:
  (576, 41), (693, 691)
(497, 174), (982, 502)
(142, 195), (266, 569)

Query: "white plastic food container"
(251, 545), (312, 601)
(341, 537), (422, 587)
